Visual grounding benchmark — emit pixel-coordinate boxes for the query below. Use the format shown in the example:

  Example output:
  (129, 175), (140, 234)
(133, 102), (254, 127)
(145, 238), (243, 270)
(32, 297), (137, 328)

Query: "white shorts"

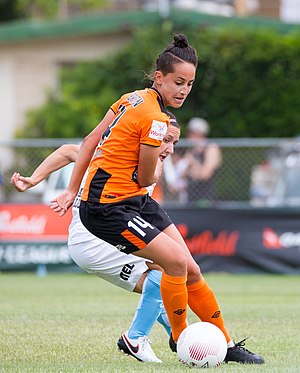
(68, 238), (149, 292)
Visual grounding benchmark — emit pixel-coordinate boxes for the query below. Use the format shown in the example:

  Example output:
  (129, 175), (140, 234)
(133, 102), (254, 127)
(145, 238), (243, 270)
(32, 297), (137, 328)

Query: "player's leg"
(123, 197), (196, 346)
(127, 270), (169, 338)
(156, 308), (171, 336)
(69, 238), (150, 292)
(133, 231), (189, 342)
(162, 224), (264, 364)
(163, 223), (232, 344)
(69, 239), (169, 362)
(80, 196), (189, 344)
(117, 270), (167, 363)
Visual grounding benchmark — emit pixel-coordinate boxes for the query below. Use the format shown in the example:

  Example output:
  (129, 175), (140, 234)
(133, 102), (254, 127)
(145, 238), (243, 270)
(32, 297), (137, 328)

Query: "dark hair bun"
(173, 34), (189, 48)
(153, 33), (198, 74)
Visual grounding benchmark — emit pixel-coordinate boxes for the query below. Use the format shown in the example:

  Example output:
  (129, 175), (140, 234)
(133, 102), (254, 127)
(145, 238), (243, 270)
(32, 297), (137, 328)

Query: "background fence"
(2, 137), (300, 274)
(1, 137), (300, 207)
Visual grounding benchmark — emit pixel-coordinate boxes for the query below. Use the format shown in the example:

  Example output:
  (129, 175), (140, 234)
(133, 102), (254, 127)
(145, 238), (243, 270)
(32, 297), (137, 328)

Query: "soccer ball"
(177, 322), (227, 368)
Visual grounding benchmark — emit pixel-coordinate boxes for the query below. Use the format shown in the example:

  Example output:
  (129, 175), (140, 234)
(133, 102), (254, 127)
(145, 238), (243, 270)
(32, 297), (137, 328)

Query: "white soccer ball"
(177, 322), (227, 368)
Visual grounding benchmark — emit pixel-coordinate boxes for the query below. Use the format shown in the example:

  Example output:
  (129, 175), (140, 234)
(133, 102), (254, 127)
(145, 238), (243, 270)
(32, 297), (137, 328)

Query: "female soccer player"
(53, 34), (264, 364)
(11, 118), (181, 363)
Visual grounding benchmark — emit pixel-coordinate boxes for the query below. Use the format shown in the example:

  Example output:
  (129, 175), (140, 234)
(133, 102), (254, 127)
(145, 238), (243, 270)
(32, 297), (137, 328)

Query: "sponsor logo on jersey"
(120, 263), (135, 281)
(149, 120), (167, 141)
(126, 92), (144, 107)
(73, 188), (83, 208)
(116, 244), (127, 252)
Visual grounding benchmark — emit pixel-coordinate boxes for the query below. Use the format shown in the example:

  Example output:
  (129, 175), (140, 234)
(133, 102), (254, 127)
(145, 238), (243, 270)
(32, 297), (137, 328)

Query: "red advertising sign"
(0, 204), (72, 241)
(166, 206), (300, 274)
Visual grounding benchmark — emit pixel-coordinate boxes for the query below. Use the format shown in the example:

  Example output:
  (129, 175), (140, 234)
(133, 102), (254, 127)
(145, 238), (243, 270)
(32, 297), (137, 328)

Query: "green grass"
(0, 273), (299, 372)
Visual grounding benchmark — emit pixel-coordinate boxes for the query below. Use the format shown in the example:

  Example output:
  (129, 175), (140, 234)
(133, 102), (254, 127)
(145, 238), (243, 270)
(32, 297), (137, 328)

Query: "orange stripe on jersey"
(121, 229), (146, 249)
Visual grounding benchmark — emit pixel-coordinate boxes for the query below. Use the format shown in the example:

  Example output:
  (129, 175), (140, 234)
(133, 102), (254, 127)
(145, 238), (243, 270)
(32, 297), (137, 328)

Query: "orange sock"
(160, 272), (188, 341)
(187, 277), (231, 343)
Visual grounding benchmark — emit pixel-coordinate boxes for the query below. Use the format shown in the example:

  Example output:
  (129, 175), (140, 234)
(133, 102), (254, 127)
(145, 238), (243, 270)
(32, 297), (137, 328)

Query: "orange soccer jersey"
(81, 88), (170, 204)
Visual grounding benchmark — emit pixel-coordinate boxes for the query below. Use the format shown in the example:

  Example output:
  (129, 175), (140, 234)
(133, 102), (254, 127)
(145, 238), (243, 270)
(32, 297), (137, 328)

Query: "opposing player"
(11, 117), (181, 363)
(52, 34), (264, 364)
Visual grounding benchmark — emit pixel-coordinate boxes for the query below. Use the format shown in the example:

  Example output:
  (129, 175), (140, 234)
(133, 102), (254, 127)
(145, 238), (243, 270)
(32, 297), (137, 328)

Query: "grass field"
(0, 272), (299, 372)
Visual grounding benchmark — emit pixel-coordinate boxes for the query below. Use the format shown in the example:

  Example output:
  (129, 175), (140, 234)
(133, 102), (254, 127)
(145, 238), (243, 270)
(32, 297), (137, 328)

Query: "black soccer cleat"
(225, 338), (265, 364)
(169, 333), (177, 353)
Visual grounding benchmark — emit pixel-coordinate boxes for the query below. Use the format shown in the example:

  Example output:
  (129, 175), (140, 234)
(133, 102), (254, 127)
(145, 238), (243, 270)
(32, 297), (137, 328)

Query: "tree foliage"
(18, 23), (300, 139)
(0, 0), (21, 21)
(0, 0), (110, 21)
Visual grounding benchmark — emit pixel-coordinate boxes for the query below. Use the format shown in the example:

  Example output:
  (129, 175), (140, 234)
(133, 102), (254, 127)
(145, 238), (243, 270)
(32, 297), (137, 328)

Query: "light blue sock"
(128, 270), (165, 339)
(157, 307), (171, 336)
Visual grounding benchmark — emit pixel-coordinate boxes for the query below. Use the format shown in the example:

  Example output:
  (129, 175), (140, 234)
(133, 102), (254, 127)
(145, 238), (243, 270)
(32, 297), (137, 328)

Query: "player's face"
(159, 125), (180, 161)
(154, 62), (196, 108)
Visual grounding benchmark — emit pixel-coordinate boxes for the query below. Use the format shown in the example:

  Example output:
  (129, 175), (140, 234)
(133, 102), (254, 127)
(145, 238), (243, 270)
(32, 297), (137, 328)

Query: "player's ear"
(154, 70), (163, 85)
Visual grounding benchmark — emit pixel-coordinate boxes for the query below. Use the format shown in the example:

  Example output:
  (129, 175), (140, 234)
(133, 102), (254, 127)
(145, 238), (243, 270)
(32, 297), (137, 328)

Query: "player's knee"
(164, 251), (187, 276)
(187, 264), (201, 284)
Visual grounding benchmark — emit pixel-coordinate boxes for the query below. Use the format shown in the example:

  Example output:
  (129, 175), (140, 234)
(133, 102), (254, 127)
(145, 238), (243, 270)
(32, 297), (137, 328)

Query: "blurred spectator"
(163, 117), (222, 203)
(163, 152), (188, 202)
(183, 117), (222, 203)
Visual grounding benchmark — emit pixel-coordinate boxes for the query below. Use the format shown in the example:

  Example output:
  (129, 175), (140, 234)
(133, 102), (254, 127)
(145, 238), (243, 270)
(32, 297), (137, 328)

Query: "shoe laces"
(139, 336), (162, 363)
(139, 336), (153, 351)
(234, 337), (254, 355)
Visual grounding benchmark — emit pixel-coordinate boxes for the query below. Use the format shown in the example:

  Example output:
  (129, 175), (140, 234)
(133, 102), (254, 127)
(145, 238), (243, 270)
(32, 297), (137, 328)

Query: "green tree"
(0, 0), (22, 21)
(18, 23), (300, 139)
(188, 27), (300, 137)
(15, 0), (110, 20)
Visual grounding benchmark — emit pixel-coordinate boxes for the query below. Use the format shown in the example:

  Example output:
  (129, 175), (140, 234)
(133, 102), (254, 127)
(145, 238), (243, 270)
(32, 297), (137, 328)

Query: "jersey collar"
(149, 87), (169, 115)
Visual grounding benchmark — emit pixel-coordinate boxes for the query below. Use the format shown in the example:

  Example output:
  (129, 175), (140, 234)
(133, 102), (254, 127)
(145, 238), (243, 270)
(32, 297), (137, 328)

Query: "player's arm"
(137, 144), (161, 187)
(137, 113), (168, 187)
(52, 109), (115, 215)
(10, 144), (80, 192)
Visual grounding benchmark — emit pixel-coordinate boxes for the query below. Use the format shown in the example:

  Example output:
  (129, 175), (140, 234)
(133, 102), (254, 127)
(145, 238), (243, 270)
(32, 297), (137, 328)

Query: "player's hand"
(50, 190), (76, 216)
(10, 172), (36, 192)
